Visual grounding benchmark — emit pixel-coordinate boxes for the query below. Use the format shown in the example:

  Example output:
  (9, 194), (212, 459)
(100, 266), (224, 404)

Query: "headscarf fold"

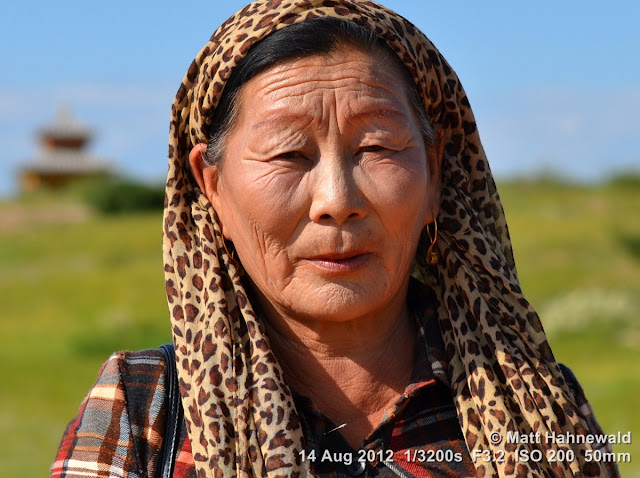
(163, 1), (608, 476)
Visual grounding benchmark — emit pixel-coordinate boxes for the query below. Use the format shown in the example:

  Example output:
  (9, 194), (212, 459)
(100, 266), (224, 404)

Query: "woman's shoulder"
(81, 348), (169, 434)
(114, 348), (168, 392)
(51, 349), (170, 478)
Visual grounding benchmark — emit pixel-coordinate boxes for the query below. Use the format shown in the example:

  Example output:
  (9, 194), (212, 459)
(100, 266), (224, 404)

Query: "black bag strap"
(159, 343), (184, 478)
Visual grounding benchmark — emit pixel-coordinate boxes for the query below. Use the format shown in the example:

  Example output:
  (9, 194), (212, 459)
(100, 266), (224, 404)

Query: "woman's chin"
(283, 279), (394, 323)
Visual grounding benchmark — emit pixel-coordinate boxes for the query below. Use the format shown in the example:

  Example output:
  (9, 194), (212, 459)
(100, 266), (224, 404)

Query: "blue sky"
(1, 1), (639, 198)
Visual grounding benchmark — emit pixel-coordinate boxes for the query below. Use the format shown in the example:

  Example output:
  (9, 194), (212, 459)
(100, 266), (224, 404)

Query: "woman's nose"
(308, 155), (367, 225)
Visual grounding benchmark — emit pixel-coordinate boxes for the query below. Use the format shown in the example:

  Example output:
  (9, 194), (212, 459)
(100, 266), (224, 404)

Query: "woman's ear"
(189, 143), (232, 240)
(188, 142), (222, 210)
(425, 124), (445, 223)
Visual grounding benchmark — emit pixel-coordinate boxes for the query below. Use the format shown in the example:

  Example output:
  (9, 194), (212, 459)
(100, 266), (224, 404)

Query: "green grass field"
(1, 180), (638, 477)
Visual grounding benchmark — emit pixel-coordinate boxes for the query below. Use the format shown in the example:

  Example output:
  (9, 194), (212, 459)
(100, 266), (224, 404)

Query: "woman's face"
(200, 46), (441, 323)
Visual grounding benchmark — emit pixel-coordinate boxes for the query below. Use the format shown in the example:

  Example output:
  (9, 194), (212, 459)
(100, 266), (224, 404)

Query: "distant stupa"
(19, 106), (113, 192)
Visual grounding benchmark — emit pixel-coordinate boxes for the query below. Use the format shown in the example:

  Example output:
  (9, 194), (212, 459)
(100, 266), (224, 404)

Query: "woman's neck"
(262, 299), (416, 449)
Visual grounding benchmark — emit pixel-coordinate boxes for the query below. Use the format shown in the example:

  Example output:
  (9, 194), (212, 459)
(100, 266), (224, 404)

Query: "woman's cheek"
(233, 168), (300, 221)
(249, 165), (307, 207)
(365, 162), (429, 217)
(226, 174), (306, 272)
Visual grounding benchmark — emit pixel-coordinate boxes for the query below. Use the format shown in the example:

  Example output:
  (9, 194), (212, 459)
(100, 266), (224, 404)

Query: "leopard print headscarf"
(163, 1), (608, 476)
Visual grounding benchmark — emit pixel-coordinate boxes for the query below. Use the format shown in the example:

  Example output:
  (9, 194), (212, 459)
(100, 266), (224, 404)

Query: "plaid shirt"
(52, 294), (617, 477)
(294, 297), (476, 478)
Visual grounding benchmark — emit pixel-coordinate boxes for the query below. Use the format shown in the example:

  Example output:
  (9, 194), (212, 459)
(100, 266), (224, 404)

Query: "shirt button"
(345, 460), (366, 476)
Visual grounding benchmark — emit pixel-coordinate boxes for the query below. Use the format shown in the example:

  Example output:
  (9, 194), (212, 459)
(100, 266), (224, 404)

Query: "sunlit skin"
(190, 46), (443, 448)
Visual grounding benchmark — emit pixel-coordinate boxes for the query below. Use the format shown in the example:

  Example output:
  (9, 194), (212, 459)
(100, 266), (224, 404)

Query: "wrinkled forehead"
(240, 45), (413, 103)
(232, 48), (419, 131)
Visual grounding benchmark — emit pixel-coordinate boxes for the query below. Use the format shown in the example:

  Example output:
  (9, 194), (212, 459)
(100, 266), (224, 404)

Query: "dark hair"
(205, 17), (433, 168)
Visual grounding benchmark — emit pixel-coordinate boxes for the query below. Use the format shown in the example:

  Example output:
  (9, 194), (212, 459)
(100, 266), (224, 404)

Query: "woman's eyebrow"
(253, 113), (310, 131)
(348, 106), (408, 122)
(253, 105), (408, 132)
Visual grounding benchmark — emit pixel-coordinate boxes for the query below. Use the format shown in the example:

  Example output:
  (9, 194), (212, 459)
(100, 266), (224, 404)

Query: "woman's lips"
(303, 253), (372, 272)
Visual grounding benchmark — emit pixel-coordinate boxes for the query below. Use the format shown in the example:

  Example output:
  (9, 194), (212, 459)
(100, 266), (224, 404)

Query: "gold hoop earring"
(426, 219), (439, 265)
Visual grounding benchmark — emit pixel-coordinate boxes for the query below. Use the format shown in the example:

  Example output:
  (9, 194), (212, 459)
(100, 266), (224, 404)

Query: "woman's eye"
(359, 145), (385, 154)
(275, 151), (304, 160)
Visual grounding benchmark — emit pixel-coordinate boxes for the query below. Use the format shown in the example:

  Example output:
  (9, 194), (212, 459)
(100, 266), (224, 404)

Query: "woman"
(52, 1), (617, 477)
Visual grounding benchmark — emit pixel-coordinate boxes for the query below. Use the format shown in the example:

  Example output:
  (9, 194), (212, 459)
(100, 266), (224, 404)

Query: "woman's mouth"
(304, 253), (372, 272)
